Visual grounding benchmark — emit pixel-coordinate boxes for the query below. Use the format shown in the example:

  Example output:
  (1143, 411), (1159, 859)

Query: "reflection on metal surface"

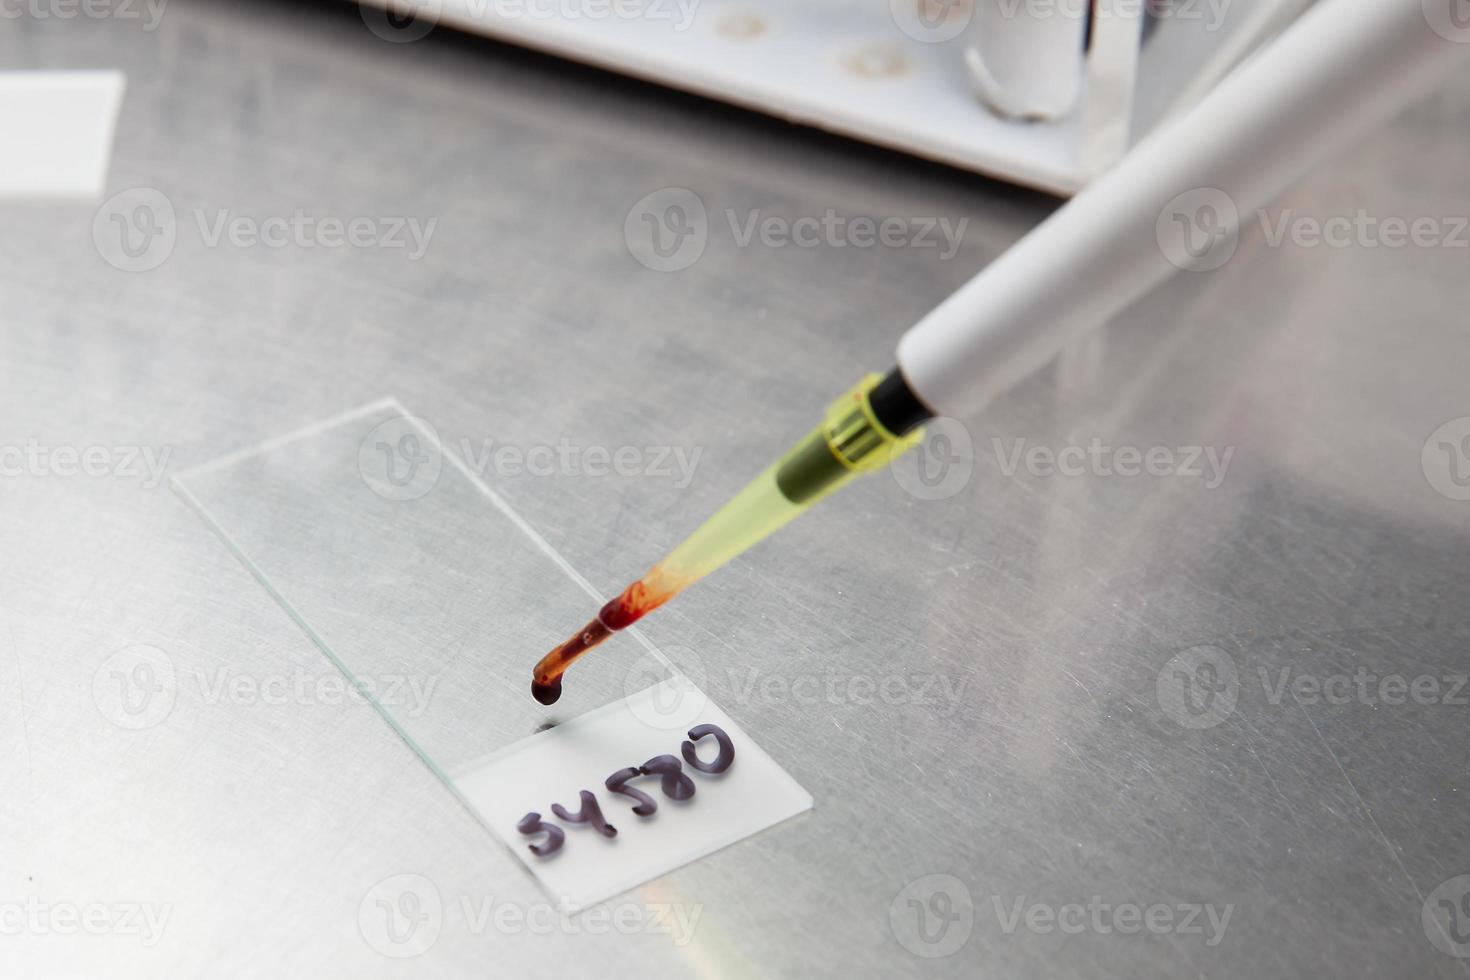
(4, 0), (1469, 975)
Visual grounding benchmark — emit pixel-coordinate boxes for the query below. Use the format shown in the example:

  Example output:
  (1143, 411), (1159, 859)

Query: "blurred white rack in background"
(354, 0), (1309, 194)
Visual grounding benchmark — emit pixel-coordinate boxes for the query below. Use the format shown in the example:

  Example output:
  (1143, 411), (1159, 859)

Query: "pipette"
(532, 0), (1469, 705)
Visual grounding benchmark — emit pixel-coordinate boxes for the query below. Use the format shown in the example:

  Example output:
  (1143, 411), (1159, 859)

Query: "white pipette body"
(896, 0), (1469, 421)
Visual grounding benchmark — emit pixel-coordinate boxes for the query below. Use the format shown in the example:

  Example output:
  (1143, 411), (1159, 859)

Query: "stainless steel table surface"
(4, 2), (1469, 977)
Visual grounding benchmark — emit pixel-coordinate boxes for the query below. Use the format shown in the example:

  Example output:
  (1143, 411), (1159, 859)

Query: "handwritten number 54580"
(516, 723), (735, 858)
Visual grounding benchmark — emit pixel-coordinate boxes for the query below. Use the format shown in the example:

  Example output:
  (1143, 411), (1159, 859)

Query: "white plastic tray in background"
(360, 0), (1089, 194)
(353, 0), (1302, 195)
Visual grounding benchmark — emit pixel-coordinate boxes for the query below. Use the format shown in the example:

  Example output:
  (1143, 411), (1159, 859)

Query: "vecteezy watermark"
(889, 421), (1233, 500)
(1156, 645), (1239, 730)
(890, 874), (975, 958)
(92, 644), (442, 729)
(357, 416), (443, 502)
(892, 0), (1231, 42)
(357, 873), (702, 957)
(93, 645), (177, 730)
(997, 0), (1229, 29)
(354, 415), (705, 501)
(92, 187), (437, 272)
(1156, 643), (1469, 730)
(890, 417), (975, 501)
(1156, 188), (1241, 272)
(1259, 666), (1468, 708)
(624, 188), (971, 272)
(359, 874), (442, 958)
(1422, 417), (1470, 501)
(185, 668), (441, 717)
(1423, 0), (1470, 45)
(0, 0), (167, 29)
(458, 894), (702, 944)
(724, 667), (969, 717)
(623, 645), (709, 732)
(0, 440), (171, 488)
(889, 0), (974, 43)
(1424, 874), (1470, 958)
(994, 437), (1235, 489)
(0, 898), (173, 946)
(485, 0), (698, 28)
(990, 895), (1234, 946)
(1157, 187), (1470, 272)
(459, 436), (703, 489)
(192, 210), (436, 259)
(92, 188), (177, 272)
(360, 0), (699, 43)
(360, 0), (440, 42)
(625, 188), (706, 272)
(1254, 209), (1470, 251)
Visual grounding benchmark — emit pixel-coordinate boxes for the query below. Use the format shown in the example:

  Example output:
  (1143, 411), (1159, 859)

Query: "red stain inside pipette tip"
(597, 576), (676, 630)
(529, 572), (682, 705)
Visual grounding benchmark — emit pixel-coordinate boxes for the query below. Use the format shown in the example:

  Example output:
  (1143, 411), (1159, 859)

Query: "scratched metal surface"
(3, 2), (1470, 977)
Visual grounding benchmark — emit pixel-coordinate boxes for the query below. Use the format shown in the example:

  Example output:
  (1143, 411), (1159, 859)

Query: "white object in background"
(897, 0), (1470, 419)
(965, 0), (1087, 121)
(1132, 0), (1313, 133)
(1076, 0), (1145, 176)
(454, 679), (813, 911)
(353, 0), (1303, 195)
(0, 71), (125, 199)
